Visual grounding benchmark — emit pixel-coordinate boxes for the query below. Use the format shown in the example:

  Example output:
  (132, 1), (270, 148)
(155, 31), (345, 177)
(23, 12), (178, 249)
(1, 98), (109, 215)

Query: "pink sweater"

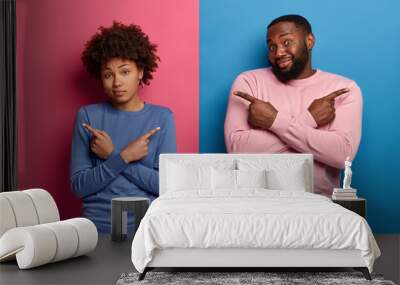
(224, 68), (362, 196)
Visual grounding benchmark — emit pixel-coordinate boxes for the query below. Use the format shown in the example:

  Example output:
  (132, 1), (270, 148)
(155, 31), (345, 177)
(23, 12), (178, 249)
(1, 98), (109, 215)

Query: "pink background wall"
(16, 0), (199, 219)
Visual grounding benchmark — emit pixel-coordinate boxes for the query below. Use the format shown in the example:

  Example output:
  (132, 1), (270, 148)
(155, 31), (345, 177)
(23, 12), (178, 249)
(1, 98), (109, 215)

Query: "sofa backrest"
(0, 189), (60, 238)
(159, 153), (313, 195)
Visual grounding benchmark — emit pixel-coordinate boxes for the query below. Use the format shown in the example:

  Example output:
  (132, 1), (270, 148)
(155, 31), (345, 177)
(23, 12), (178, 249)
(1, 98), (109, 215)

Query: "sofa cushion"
(24, 189), (60, 224)
(0, 196), (17, 237)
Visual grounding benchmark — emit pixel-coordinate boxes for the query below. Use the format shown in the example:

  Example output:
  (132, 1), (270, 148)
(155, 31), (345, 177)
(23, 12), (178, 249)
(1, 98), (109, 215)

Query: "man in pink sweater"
(224, 15), (362, 197)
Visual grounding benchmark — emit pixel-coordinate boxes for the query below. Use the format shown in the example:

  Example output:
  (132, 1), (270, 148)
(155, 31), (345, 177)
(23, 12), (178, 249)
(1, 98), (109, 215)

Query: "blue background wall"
(200, 0), (400, 233)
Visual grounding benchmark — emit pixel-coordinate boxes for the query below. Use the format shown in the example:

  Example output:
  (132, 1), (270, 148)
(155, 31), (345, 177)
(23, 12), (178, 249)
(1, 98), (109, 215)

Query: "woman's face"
(101, 58), (144, 107)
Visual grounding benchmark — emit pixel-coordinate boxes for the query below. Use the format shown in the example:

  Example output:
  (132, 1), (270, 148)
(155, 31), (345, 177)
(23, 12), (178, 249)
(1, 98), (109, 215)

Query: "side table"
(332, 198), (366, 218)
(111, 197), (149, 242)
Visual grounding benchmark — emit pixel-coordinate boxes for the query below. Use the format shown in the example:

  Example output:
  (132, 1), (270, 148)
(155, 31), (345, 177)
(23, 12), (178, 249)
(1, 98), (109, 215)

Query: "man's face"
(267, 21), (313, 82)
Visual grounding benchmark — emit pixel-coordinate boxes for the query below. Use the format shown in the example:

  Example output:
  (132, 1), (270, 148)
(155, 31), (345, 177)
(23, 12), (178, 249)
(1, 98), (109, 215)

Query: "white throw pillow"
(211, 168), (236, 190)
(167, 162), (212, 191)
(236, 169), (267, 189)
(211, 169), (268, 190)
(266, 168), (306, 191)
(237, 159), (308, 191)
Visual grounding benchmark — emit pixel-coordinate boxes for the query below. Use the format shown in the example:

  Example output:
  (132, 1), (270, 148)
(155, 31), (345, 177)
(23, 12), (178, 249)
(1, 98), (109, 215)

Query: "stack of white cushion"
(0, 189), (97, 269)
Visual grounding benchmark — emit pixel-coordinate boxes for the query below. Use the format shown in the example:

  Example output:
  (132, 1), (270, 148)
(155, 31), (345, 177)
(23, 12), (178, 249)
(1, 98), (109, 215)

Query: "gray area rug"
(116, 271), (396, 285)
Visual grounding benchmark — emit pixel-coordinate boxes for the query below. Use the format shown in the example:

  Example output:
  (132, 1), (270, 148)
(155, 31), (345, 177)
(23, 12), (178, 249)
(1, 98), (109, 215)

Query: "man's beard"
(270, 43), (309, 83)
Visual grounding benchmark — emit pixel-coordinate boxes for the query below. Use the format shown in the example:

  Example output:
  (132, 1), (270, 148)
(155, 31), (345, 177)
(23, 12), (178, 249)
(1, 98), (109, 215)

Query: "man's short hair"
(267, 14), (312, 34)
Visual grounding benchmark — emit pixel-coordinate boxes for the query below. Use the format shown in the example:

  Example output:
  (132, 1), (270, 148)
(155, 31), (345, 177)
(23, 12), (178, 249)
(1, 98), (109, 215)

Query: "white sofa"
(131, 154), (380, 281)
(0, 189), (98, 269)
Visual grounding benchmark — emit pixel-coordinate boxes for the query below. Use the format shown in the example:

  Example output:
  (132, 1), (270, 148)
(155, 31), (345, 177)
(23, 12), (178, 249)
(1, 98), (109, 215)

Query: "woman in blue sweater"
(70, 22), (177, 233)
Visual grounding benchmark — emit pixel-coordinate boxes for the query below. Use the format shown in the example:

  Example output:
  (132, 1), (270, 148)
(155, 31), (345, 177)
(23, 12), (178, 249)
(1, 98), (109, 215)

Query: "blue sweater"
(70, 101), (176, 233)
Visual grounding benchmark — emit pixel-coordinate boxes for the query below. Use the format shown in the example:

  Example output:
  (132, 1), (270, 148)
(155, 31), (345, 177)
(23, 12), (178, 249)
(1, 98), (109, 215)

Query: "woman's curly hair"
(81, 21), (159, 85)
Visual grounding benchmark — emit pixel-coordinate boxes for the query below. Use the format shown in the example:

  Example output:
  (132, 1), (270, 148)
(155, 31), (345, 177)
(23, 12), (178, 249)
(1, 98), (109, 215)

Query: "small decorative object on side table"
(111, 197), (149, 242)
(332, 157), (366, 218)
